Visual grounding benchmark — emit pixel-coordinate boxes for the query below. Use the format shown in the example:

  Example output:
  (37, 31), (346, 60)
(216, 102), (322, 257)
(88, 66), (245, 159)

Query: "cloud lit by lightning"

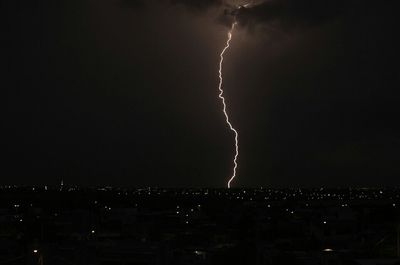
(218, 21), (239, 189)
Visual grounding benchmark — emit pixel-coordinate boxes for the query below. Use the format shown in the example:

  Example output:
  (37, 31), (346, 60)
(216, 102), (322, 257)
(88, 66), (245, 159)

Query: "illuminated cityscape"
(1, 186), (400, 264)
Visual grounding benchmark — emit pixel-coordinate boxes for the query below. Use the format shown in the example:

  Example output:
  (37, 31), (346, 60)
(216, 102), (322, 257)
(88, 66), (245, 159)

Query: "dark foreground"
(1, 186), (400, 265)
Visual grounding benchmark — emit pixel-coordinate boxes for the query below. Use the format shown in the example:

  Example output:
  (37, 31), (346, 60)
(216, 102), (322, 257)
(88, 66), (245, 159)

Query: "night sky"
(2, 0), (399, 187)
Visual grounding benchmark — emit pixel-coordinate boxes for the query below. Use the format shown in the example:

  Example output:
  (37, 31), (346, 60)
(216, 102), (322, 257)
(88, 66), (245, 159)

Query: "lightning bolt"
(218, 22), (239, 189)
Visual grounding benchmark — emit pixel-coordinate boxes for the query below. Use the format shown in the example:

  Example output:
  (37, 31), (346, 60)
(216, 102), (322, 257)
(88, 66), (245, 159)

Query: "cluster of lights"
(175, 205), (202, 225)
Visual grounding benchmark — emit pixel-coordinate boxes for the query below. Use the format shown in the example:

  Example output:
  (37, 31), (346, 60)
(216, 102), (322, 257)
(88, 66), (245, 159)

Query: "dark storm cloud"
(119, 0), (145, 9)
(118, 0), (222, 11)
(236, 0), (347, 30)
(169, 0), (222, 11)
